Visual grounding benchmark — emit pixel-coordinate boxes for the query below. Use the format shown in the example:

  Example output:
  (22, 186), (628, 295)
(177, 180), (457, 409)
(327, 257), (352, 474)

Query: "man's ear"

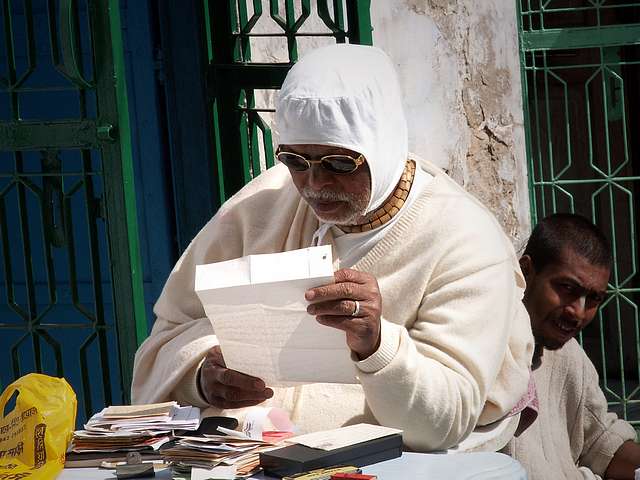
(519, 255), (534, 283)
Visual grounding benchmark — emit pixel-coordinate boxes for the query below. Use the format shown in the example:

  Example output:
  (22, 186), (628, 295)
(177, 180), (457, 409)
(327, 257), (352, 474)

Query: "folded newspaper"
(195, 245), (356, 385)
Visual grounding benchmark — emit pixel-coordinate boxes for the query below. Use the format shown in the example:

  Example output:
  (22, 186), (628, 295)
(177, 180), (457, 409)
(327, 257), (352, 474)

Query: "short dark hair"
(523, 213), (612, 272)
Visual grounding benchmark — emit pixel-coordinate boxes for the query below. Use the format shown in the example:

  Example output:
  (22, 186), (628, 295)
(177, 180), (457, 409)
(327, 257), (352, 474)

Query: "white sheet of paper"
(191, 465), (237, 480)
(289, 423), (402, 451)
(195, 246), (357, 385)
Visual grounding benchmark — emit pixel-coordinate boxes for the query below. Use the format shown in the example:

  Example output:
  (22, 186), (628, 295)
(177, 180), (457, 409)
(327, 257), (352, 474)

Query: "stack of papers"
(163, 432), (277, 478)
(70, 401), (200, 454)
(71, 430), (171, 453)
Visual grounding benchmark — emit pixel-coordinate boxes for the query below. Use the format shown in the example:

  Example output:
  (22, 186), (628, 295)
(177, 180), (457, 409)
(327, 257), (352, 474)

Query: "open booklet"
(195, 245), (357, 386)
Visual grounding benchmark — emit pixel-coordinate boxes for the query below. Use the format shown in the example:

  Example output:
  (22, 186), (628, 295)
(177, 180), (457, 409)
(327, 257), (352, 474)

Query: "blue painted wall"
(0, 0), (180, 425)
(120, 0), (178, 328)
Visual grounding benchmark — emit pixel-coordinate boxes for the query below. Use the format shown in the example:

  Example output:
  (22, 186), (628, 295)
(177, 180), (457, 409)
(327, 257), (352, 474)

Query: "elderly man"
(505, 213), (640, 479)
(131, 44), (533, 452)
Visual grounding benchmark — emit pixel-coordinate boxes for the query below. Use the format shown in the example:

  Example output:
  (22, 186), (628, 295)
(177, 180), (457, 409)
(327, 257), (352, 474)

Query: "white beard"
(301, 187), (369, 225)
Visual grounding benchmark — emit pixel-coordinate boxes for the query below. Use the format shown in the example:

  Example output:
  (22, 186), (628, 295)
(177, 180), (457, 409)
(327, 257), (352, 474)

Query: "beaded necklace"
(339, 159), (416, 234)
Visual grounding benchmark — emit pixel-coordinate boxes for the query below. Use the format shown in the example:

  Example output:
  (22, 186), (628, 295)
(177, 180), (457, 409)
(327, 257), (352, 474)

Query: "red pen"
(330, 474), (377, 480)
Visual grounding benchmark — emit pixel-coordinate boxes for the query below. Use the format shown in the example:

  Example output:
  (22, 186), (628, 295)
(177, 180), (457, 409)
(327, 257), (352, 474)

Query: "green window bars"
(518, 0), (640, 424)
(203, 0), (373, 208)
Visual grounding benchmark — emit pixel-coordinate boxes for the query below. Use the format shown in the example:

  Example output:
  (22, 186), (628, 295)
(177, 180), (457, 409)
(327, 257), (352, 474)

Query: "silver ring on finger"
(351, 300), (361, 317)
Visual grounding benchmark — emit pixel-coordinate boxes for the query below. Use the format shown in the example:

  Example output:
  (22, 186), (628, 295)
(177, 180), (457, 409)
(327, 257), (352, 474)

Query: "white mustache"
(301, 187), (353, 203)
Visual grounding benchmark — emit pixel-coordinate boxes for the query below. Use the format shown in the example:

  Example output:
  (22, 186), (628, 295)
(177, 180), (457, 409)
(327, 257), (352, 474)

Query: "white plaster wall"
(371, 0), (531, 244)
(250, 0), (531, 244)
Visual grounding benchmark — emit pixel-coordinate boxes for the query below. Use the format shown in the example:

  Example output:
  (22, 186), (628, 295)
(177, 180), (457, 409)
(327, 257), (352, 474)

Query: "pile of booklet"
(70, 401), (200, 456)
(66, 400), (401, 479)
(68, 402), (280, 477)
(163, 430), (277, 478)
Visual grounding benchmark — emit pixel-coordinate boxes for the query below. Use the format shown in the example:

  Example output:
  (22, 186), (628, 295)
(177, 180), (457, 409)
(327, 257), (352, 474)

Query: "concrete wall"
(251, 0), (531, 244)
(373, 0), (531, 245)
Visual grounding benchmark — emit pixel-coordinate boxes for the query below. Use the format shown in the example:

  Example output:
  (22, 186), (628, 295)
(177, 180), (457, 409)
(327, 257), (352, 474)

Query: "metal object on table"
(114, 452), (154, 479)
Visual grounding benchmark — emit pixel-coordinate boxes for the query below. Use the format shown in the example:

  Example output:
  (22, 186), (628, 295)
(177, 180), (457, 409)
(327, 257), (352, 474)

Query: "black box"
(259, 433), (402, 478)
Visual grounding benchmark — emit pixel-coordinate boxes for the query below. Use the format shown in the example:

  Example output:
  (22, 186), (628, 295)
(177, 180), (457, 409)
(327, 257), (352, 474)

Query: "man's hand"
(305, 268), (382, 360)
(199, 345), (273, 409)
(604, 440), (640, 479)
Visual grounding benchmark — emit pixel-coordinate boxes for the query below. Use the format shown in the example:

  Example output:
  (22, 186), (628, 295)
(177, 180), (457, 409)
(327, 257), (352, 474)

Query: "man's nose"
(306, 164), (333, 190)
(566, 296), (587, 324)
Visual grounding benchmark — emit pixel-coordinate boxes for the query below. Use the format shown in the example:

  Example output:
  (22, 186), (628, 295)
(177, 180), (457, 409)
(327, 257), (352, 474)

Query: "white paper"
(289, 423), (402, 451)
(196, 245), (335, 307)
(101, 401), (177, 418)
(216, 426), (251, 439)
(241, 406), (294, 441)
(191, 465), (237, 480)
(195, 246), (357, 385)
(242, 407), (270, 440)
(83, 405), (200, 433)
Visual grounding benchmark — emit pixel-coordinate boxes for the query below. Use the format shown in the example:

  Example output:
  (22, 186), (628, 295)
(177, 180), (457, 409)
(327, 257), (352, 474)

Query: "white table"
(363, 452), (526, 479)
(58, 452), (527, 479)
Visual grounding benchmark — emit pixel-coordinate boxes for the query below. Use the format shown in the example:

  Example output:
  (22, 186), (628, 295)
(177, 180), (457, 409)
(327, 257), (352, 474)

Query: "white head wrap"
(276, 44), (408, 213)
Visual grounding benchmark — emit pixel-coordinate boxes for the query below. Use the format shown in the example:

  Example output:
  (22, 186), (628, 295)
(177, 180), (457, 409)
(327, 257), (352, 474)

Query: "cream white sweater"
(131, 160), (534, 452)
(504, 339), (637, 479)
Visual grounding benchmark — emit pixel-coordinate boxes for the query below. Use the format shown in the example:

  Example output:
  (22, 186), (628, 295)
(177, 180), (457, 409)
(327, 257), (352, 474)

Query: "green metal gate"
(0, 0), (146, 421)
(518, 0), (640, 423)
(203, 0), (372, 206)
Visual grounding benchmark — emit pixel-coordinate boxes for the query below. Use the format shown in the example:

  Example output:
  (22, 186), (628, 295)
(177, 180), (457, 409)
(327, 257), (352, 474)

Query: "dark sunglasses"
(276, 149), (365, 174)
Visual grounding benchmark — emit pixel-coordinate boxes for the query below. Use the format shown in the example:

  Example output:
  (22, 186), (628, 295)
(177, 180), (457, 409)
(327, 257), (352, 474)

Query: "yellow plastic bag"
(0, 373), (76, 480)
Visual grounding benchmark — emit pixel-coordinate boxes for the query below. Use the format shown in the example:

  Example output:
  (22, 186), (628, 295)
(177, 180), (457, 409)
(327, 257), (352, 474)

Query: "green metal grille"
(204, 0), (372, 206)
(0, 0), (145, 423)
(518, 0), (640, 423)
(520, 0), (640, 32)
